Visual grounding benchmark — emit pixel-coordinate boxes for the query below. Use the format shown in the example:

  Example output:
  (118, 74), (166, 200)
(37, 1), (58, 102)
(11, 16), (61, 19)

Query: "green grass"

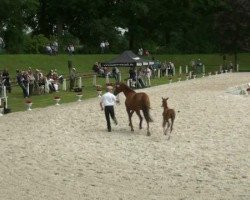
(0, 53), (249, 113)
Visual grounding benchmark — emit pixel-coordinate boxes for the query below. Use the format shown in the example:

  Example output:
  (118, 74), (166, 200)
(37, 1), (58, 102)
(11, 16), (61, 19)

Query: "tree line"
(0, 0), (249, 56)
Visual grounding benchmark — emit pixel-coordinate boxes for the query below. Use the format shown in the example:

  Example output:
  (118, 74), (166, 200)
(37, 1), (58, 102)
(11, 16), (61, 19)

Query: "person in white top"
(100, 86), (119, 132)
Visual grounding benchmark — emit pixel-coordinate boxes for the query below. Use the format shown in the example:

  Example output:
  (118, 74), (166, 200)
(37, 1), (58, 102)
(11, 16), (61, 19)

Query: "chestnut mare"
(114, 82), (153, 136)
(162, 97), (175, 139)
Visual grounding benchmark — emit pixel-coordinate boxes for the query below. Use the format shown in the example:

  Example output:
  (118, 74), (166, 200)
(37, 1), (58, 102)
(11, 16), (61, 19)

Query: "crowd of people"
(45, 41), (59, 55)
(45, 41), (76, 55)
(0, 67), (64, 99)
(92, 62), (117, 79)
(16, 68), (64, 98)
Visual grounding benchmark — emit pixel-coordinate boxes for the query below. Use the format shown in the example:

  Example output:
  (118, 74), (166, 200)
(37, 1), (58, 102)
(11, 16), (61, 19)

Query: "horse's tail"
(142, 106), (153, 122)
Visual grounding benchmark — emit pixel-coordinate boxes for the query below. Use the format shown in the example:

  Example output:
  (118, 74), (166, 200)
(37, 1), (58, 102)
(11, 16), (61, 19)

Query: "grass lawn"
(0, 53), (249, 113)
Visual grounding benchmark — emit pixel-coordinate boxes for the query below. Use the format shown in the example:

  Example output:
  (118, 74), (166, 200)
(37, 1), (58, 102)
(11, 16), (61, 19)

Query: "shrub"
(23, 34), (49, 54)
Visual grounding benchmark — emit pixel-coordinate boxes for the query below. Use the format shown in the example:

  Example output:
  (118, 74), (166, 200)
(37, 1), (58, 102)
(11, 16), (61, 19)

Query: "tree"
(215, 0), (250, 68)
(0, 0), (39, 53)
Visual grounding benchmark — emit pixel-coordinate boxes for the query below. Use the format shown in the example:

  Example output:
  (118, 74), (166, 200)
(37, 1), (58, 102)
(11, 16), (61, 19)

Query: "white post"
(157, 69), (161, 78)
(78, 77), (82, 88)
(3, 86), (7, 98)
(236, 64), (239, 72)
(3, 86), (7, 108)
(63, 79), (67, 91)
(179, 66), (182, 75)
(93, 75), (97, 86)
(148, 76), (151, 87)
(173, 66), (176, 76)
(185, 65), (188, 74)
(202, 65), (205, 74)
(105, 75), (109, 84)
(189, 71), (192, 79)
(127, 79), (131, 87)
(220, 65), (223, 73)
(118, 72), (122, 82)
(165, 68), (168, 76)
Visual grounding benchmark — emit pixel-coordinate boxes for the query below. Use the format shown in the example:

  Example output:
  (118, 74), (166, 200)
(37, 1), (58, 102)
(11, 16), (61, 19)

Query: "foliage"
(0, 0), (249, 54)
(23, 34), (49, 54)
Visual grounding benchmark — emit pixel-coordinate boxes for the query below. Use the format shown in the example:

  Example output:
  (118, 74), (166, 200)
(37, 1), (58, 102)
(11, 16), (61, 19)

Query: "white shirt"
(146, 68), (152, 78)
(101, 92), (117, 106)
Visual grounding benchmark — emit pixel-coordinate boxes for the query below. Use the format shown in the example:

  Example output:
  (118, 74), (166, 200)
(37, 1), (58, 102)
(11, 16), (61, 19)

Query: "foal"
(162, 97), (176, 139)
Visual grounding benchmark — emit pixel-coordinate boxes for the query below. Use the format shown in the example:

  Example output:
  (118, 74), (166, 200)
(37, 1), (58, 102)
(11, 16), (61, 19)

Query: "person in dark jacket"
(2, 68), (11, 93)
(16, 69), (28, 98)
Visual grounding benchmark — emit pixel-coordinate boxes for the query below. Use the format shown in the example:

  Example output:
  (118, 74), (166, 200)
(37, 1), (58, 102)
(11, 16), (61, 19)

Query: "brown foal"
(162, 97), (176, 139)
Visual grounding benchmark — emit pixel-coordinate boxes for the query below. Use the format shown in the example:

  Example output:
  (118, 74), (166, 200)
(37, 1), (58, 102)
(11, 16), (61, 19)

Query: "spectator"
(92, 62), (100, 73)
(138, 48), (143, 56)
(105, 40), (110, 52)
(0, 37), (5, 53)
(196, 58), (203, 74)
(168, 61), (174, 76)
(129, 67), (137, 81)
(100, 41), (105, 53)
(67, 44), (75, 55)
(144, 50), (150, 57)
(145, 66), (152, 87)
(112, 67), (120, 82)
(45, 44), (52, 55)
(69, 67), (77, 91)
(27, 68), (35, 95)
(46, 69), (56, 92)
(2, 68), (11, 93)
(52, 41), (58, 54)
(16, 70), (29, 98)
(161, 61), (167, 76)
(137, 68), (146, 88)
(227, 61), (233, 71)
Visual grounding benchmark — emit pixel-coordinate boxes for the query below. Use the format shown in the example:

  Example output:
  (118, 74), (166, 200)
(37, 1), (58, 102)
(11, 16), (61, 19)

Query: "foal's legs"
(166, 121), (171, 140)
(170, 115), (175, 133)
(163, 119), (167, 135)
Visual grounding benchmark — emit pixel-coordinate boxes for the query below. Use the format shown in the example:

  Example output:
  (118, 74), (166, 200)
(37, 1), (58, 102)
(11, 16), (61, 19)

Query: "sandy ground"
(0, 72), (249, 200)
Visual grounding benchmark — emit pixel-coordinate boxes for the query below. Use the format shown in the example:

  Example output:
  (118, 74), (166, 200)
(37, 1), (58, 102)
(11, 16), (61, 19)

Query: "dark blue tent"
(101, 50), (154, 67)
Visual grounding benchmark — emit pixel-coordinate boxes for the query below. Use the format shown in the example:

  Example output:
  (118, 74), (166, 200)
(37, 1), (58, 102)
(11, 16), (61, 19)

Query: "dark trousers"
(70, 78), (75, 91)
(104, 106), (115, 131)
(18, 83), (28, 98)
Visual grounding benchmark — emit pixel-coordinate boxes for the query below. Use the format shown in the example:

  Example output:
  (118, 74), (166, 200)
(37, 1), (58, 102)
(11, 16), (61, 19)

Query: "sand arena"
(0, 72), (249, 200)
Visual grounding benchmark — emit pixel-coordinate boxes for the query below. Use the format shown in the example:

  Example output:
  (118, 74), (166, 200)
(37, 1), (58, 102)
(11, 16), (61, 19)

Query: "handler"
(100, 86), (119, 132)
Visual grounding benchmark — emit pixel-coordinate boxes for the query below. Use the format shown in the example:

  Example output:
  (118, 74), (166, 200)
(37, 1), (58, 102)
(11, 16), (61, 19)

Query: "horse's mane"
(118, 82), (136, 93)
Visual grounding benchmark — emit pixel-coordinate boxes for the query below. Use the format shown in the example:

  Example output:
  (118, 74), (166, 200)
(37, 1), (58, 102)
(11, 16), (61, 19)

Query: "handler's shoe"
(113, 118), (118, 125)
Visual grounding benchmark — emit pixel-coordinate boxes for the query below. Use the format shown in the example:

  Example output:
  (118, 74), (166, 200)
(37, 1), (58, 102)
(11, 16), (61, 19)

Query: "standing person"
(105, 40), (110, 52)
(100, 41), (105, 53)
(100, 86), (118, 132)
(0, 37), (5, 53)
(16, 70), (28, 98)
(2, 68), (11, 93)
(27, 67), (35, 95)
(112, 67), (120, 82)
(69, 68), (76, 91)
(145, 66), (152, 87)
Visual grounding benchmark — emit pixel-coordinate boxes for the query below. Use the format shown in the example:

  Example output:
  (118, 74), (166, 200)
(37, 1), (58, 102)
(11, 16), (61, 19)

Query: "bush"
(23, 34), (49, 54)
(57, 32), (80, 53)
